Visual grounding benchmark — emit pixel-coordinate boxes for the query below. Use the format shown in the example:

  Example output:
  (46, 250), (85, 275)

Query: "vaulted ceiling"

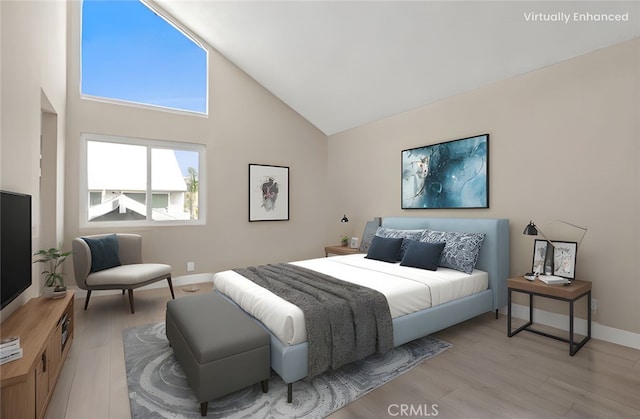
(154, 1), (640, 135)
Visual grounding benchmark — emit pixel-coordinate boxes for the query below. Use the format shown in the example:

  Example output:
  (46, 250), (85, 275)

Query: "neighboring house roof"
(88, 194), (189, 221)
(88, 143), (187, 192)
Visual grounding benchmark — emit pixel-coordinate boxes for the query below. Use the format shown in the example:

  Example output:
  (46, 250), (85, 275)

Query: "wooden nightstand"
(507, 276), (591, 356)
(324, 245), (361, 257)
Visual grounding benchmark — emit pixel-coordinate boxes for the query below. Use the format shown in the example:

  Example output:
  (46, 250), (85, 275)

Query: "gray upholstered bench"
(166, 293), (270, 416)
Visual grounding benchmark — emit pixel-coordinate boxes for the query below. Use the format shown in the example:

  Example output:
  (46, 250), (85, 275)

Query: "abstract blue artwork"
(402, 134), (489, 209)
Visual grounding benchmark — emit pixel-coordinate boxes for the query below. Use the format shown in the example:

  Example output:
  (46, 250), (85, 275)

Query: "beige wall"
(2, 1), (638, 338)
(327, 39), (640, 334)
(0, 0), (68, 320)
(63, 2), (328, 283)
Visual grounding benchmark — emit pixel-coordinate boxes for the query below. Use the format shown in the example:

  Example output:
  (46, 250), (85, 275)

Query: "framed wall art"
(248, 164), (289, 222)
(531, 239), (578, 279)
(401, 134), (489, 209)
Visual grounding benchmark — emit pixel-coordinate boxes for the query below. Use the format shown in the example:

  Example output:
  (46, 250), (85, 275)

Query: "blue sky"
(81, 0), (207, 114)
(174, 150), (199, 177)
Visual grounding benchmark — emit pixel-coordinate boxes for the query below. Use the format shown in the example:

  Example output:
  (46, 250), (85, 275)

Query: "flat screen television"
(1, 190), (33, 310)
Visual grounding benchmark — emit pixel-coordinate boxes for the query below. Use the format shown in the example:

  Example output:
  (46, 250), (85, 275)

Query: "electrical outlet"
(187, 261), (195, 272)
(591, 298), (598, 311)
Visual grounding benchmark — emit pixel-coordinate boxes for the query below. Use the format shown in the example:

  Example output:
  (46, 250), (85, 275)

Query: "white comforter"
(213, 254), (487, 346)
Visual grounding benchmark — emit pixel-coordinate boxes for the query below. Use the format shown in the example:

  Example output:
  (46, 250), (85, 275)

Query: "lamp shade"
(523, 221), (538, 236)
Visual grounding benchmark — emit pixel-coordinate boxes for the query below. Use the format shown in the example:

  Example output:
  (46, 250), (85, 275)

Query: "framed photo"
(531, 239), (549, 274)
(531, 239), (578, 279)
(248, 164), (289, 222)
(401, 134), (489, 209)
(551, 241), (578, 279)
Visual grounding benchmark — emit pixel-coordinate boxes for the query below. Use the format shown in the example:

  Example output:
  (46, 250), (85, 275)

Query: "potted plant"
(34, 247), (73, 297)
(341, 235), (350, 246)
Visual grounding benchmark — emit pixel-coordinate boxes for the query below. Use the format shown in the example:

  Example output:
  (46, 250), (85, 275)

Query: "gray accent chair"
(72, 233), (174, 313)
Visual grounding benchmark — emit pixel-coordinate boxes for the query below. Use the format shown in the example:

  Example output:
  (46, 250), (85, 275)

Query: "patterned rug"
(124, 322), (451, 418)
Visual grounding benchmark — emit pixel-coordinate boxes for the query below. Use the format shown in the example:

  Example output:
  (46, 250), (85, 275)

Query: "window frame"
(80, 133), (206, 229)
(79, 0), (210, 116)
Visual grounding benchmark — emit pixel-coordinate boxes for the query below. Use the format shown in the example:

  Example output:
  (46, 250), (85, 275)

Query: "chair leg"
(167, 276), (175, 299)
(200, 401), (208, 416)
(122, 290), (125, 295)
(84, 290), (92, 311)
(128, 289), (135, 314)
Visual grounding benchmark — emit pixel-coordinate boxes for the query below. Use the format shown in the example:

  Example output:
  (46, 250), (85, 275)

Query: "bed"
(213, 217), (510, 401)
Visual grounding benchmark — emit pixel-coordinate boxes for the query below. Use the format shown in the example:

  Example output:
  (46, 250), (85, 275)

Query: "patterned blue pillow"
(375, 227), (425, 261)
(420, 229), (485, 274)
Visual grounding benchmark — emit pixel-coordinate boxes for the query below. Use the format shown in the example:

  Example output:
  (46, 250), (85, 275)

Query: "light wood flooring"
(45, 284), (640, 419)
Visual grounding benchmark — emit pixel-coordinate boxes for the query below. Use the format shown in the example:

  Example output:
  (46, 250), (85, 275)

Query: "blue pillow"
(420, 229), (485, 274)
(83, 234), (121, 273)
(400, 241), (446, 271)
(374, 227), (425, 260)
(365, 236), (403, 263)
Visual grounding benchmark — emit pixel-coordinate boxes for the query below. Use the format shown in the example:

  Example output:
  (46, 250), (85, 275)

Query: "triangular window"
(81, 0), (208, 114)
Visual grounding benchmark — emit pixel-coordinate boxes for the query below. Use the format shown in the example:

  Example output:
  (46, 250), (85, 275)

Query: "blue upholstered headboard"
(381, 217), (510, 310)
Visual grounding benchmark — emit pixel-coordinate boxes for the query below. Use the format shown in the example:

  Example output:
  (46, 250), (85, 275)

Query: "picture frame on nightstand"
(531, 239), (577, 279)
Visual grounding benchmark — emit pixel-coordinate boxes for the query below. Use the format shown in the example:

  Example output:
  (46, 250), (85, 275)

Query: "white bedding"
(213, 254), (488, 346)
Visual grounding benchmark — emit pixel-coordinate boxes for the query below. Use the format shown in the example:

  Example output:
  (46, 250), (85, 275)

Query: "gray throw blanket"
(233, 263), (393, 378)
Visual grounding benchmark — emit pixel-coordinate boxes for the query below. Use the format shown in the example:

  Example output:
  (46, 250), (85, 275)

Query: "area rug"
(124, 322), (451, 418)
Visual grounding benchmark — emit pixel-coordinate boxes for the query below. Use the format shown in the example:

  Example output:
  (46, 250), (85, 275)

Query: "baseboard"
(507, 303), (640, 351)
(69, 273), (214, 299)
(67, 280), (640, 351)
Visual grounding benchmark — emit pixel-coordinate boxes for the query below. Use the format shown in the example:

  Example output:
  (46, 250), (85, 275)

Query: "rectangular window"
(81, 133), (205, 227)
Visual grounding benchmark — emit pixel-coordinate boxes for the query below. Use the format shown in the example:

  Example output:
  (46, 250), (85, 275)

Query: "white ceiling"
(154, 1), (640, 135)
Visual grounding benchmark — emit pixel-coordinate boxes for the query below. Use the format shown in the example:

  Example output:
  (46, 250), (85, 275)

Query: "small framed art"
(531, 239), (578, 279)
(248, 164), (290, 222)
(531, 239), (548, 274)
